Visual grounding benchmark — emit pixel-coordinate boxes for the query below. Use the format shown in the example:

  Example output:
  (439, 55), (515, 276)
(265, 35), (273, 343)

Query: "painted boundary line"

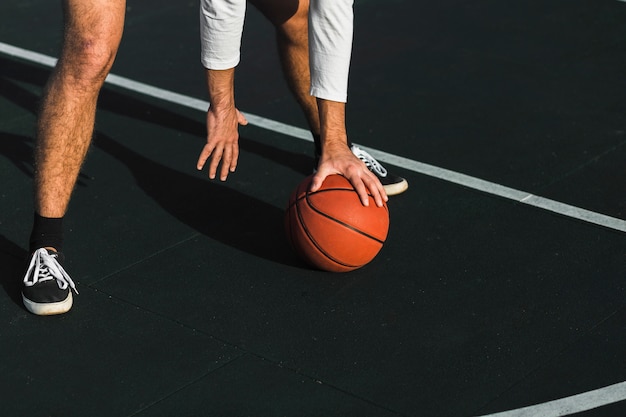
(359, 147), (626, 232)
(1, 41), (625, 235)
(476, 381), (626, 417)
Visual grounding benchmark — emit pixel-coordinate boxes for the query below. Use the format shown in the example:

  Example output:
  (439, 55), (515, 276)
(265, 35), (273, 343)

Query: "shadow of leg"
(0, 235), (28, 308)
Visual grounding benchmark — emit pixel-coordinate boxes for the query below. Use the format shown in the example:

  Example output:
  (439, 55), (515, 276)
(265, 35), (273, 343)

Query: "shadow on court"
(0, 56), (314, 178)
(0, 235), (28, 309)
(0, 56), (314, 267)
(93, 132), (301, 267)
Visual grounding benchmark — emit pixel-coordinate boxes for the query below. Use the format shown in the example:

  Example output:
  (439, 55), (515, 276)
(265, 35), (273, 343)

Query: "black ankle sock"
(29, 213), (64, 253)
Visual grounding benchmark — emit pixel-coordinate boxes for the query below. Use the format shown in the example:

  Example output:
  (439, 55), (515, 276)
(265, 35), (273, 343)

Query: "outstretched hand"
(310, 144), (388, 207)
(196, 106), (248, 181)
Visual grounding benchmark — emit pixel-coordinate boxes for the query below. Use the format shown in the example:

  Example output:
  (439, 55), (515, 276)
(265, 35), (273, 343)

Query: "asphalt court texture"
(1, 0), (625, 416)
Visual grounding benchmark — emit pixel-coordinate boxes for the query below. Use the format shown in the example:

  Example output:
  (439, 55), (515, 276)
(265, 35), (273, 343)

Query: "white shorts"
(200, 0), (353, 102)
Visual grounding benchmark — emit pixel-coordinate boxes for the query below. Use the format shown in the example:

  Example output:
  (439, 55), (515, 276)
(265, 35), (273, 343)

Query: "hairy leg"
(249, 0), (320, 137)
(34, 0), (126, 217)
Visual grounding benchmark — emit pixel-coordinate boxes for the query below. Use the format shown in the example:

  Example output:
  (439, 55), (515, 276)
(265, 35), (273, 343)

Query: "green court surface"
(1, 1), (625, 416)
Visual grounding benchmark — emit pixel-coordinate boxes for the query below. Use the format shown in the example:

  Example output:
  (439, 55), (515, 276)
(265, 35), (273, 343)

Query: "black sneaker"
(22, 248), (78, 315)
(350, 145), (408, 196)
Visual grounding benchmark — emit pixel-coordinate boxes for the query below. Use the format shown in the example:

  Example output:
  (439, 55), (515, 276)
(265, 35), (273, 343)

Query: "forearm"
(317, 98), (347, 148)
(309, 0), (354, 103)
(206, 68), (235, 112)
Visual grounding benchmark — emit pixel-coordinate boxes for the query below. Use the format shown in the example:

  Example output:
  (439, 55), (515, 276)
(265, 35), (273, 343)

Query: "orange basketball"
(285, 174), (389, 272)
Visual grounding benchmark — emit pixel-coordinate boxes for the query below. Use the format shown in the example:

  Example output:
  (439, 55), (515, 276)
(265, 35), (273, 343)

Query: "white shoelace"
(23, 248), (78, 294)
(351, 145), (388, 178)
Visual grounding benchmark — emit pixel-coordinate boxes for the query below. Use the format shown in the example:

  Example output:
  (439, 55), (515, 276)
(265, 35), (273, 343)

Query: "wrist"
(206, 68), (235, 109)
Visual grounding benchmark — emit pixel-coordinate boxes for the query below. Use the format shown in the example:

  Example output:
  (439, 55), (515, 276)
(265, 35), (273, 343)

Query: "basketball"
(285, 174), (389, 272)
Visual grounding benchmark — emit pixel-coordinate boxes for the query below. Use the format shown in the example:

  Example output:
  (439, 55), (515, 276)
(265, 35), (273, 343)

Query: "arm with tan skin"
(197, 0), (247, 180)
(307, 0), (387, 207)
(196, 68), (248, 181)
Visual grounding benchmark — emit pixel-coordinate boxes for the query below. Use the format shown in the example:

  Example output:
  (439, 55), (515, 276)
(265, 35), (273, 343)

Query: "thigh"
(249, 0), (306, 26)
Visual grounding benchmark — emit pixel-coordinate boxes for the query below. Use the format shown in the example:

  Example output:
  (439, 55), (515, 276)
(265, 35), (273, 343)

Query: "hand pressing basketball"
(311, 143), (388, 208)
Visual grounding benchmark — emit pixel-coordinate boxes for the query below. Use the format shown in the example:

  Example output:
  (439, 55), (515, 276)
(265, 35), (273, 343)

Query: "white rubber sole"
(384, 179), (409, 196)
(22, 292), (73, 316)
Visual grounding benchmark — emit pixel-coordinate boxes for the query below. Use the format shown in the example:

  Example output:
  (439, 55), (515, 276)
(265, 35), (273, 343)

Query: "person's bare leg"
(23, 0), (126, 316)
(35, 0), (126, 219)
(250, 0), (320, 137)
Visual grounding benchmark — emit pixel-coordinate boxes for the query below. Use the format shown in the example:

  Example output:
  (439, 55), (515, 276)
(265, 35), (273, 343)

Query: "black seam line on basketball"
(301, 189), (391, 220)
(304, 189), (386, 245)
(295, 194), (359, 268)
(295, 191), (361, 268)
(297, 188), (389, 216)
(286, 186), (367, 212)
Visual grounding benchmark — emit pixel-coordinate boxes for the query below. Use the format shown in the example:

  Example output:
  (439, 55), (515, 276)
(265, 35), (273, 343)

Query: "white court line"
(1, 38), (626, 417)
(476, 381), (626, 417)
(1, 41), (626, 235)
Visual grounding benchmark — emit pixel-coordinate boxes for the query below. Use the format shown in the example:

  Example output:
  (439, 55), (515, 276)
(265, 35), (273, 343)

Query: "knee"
(58, 35), (120, 89)
(276, 2), (308, 43)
